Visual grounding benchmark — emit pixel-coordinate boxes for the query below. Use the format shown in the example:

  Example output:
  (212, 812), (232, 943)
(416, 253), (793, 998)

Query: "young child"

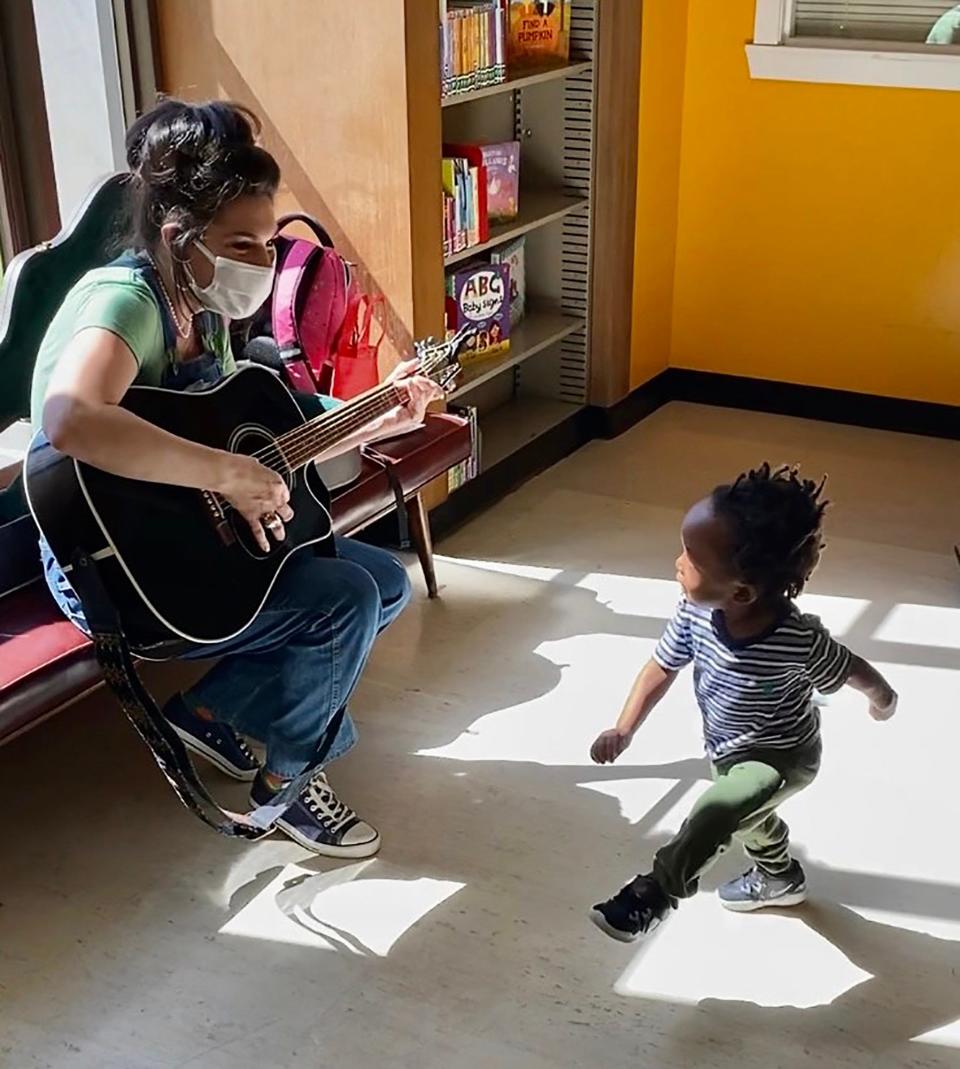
(589, 463), (897, 943)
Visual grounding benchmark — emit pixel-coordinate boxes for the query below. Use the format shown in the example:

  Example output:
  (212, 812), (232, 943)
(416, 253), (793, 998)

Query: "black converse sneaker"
(163, 693), (260, 781)
(718, 861), (807, 912)
(274, 771), (380, 858)
(590, 875), (676, 943)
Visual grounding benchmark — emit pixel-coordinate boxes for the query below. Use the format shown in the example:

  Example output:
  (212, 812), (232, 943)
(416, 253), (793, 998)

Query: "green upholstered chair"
(0, 173), (133, 432)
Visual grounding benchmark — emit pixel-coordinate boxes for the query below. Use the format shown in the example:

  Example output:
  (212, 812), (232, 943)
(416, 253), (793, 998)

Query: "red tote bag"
(330, 291), (383, 400)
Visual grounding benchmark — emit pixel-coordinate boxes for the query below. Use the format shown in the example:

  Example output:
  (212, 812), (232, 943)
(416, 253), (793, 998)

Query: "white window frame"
(747, 0), (960, 91)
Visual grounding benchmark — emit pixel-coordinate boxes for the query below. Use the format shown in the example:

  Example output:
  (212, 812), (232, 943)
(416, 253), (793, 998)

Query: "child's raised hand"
(869, 687), (898, 722)
(591, 728), (632, 764)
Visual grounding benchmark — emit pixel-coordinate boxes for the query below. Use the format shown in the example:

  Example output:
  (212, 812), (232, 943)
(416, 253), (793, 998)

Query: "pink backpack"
(239, 212), (383, 400)
(269, 212), (352, 395)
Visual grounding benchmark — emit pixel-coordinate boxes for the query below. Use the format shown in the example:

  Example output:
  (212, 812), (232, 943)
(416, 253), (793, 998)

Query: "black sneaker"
(590, 875), (675, 943)
(274, 770), (380, 858)
(249, 769), (282, 810)
(163, 694), (260, 781)
(718, 862), (807, 912)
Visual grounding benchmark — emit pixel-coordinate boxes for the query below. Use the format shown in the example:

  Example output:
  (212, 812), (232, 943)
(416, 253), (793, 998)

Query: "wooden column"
(589, 0), (644, 407)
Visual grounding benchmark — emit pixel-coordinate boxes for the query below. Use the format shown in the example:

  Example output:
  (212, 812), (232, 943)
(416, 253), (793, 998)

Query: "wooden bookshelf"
(444, 191), (587, 267)
(441, 21), (596, 496)
(441, 59), (593, 108)
(450, 308), (585, 399)
(480, 396), (582, 471)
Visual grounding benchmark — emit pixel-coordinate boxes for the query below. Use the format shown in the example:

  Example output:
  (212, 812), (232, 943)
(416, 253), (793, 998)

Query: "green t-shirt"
(30, 264), (236, 429)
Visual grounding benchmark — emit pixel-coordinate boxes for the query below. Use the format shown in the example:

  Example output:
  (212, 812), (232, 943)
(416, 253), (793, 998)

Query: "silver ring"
(264, 513), (282, 531)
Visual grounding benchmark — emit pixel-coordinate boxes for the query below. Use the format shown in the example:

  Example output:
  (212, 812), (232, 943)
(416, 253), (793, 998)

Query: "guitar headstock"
(414, 325), (476, 392)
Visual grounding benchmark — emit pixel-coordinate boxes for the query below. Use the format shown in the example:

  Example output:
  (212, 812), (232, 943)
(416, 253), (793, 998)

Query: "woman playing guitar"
(30, 99), (444, 857)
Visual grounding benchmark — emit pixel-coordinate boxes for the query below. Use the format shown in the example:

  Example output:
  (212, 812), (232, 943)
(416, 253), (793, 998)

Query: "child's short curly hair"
(712, 463), (828, 600)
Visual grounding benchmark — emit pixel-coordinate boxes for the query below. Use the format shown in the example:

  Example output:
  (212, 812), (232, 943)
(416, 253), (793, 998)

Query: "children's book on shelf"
(445, 261), (511, 365)
(446, 140), (519, 224)
(507, 0), (571, 67)
(490, 236), (525, 326)
(439, 1), (506, 98)
(442, 153), (490, 257)
(447, 404), (480, 490)
(441, 144), (491, 257)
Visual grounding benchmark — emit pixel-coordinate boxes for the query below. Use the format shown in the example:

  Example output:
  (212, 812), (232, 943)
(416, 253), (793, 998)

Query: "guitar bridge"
(202, 490), (236, 546)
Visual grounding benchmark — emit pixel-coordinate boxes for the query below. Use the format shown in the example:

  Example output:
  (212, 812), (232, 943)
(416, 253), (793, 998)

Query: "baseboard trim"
(665, 369), (959, 441)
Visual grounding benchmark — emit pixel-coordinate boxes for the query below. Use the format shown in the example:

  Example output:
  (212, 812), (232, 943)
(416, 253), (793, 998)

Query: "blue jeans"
(42, 537), (411, 777)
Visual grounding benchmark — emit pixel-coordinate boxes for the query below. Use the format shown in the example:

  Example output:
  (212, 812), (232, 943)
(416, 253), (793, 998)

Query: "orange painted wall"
(632, 0), (960, 406)
(630, 0), (689, 388)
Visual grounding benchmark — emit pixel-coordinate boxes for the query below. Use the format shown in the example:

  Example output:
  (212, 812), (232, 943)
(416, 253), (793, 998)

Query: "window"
(748, 0), (960, 91)
(0, 3), (59, 266)
(795, 2), (960, 44)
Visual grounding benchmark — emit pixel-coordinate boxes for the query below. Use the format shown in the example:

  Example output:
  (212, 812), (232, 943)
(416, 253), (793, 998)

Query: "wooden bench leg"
(407, 491), (438, 598)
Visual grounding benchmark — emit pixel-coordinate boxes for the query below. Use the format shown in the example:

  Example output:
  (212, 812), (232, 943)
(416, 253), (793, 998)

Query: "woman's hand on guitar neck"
(377, 360), (446, 438)
(216, 453), (293, 552)
(311, 361), (446, 464)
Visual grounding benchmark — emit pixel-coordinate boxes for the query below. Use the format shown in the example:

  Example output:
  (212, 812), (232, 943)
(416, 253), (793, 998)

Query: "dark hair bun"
(125, 97), (280, 254)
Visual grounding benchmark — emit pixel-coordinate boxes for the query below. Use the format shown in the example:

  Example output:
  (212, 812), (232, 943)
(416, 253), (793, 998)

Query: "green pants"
(652, 738), (821, 900)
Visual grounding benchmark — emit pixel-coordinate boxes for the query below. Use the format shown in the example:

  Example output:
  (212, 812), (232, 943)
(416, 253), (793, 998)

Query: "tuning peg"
(440, 365), (461, 391)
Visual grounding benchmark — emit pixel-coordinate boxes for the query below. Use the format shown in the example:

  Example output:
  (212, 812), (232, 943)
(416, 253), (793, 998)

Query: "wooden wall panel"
(155, 0), (440, 372)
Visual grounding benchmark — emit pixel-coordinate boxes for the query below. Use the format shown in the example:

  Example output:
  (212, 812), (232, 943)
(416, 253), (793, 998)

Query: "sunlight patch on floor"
(220, 860), (463, 956)
(615, 896), (869, 1008)
(874, 602), (960, 650)
(435, 556), (562, 583)
(416, 632), (673, 767)
(915, 1021), (960, 1050)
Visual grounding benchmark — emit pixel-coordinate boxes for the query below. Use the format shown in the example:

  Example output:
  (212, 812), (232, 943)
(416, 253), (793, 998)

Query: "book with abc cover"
(445, 262), (511, 365)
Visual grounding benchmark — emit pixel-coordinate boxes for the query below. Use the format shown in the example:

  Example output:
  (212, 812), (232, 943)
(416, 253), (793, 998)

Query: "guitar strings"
(247, 347), (450, 474)
(251, 383), (400, 472)
(249, 348), (446, 468)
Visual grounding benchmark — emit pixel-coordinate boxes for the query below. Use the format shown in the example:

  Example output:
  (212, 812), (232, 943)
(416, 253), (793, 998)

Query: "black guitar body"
(24, 365), (335, 655)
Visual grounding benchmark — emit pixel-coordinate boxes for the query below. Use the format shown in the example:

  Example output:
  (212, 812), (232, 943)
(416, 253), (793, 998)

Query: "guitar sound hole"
(226, 424), (294, 560)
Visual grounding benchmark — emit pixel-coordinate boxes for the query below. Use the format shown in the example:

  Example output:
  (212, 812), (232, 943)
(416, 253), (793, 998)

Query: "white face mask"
(188, 240), (275, 320)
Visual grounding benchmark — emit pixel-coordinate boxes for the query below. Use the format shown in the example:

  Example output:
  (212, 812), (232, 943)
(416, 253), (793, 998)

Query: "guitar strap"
(363, 446), (410, 549)
(68, 550), (269, 839)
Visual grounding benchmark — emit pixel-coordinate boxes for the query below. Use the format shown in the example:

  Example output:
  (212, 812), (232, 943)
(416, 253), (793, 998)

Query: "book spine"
(488, 4), (496, 86)
(481, 5), (489, 88)
(492, 5), (499, 84)
(457, 160), (468, 252)
(477, 7), (484, 87)
(453, 161), (461, 253)
(441, 11), (449, 97)
(471, 8), (479, 91)
(459, 10), (468, 93)
(469, 165), (479, 247)
(469, 406), (479, 479)
(453, 12), (462, 95)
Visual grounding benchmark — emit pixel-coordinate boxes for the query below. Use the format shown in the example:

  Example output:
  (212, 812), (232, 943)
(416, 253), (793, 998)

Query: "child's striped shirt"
(653, 600), (852, 762)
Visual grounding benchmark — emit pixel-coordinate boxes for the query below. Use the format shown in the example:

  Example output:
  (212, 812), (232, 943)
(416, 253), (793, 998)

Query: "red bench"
(0, 413), (469, 747)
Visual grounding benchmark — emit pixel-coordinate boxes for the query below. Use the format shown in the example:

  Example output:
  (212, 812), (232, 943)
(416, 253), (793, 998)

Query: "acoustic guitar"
(24, 331), (468, 654)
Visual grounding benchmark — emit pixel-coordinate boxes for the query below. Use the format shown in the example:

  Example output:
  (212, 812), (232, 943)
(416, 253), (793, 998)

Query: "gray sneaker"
(718, 862), (807, 912)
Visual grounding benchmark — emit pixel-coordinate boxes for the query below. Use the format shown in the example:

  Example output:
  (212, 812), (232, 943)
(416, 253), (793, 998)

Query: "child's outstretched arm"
(591, 659), (677, 764)
(846, 654), (898, 721)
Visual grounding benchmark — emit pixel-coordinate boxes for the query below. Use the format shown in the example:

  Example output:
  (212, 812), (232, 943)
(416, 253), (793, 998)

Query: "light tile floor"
(3, 402), (959, 1068)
